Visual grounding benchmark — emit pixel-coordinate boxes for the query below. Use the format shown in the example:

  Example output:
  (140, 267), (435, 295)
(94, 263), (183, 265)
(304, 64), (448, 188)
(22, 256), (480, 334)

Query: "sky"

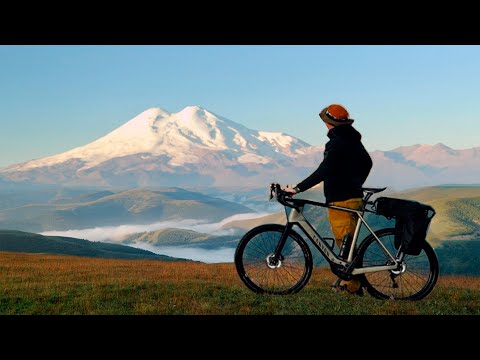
(1, 45), (479, 168)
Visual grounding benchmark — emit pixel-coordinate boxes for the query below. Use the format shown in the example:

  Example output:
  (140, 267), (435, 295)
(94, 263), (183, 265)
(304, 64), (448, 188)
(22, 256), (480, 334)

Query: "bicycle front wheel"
(357, 228), (439, 300)
(234, 224), (313, 295)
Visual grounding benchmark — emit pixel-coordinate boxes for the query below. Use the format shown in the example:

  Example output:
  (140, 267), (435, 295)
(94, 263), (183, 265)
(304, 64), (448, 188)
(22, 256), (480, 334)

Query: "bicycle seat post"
(361, 187), (387, 212)
(360, 192), (372, 213)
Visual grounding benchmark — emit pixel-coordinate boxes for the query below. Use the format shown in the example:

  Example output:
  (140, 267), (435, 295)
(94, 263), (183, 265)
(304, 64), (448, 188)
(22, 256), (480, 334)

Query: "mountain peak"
(177, 105), (209, 116)
(433, 142), (453, 150)
(143, 107), (171, 117)
(183, 105), (203, 111)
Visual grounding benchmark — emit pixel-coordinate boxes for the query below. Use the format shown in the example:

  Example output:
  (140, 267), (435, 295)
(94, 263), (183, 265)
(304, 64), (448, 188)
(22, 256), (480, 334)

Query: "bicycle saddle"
(362, 187), (387, 194)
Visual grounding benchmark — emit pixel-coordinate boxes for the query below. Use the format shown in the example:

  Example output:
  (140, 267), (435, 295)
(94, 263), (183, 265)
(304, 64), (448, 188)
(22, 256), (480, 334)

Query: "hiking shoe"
(333, 284), (364, 297)
(331, 278), (341, 290)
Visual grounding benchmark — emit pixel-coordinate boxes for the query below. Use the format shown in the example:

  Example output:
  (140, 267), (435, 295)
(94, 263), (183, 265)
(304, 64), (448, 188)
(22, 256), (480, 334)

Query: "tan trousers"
(327, 198), (363, 292)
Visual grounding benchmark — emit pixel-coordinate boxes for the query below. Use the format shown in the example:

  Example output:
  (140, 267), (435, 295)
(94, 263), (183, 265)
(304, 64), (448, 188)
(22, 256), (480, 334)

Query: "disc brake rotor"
(266, 253), (282, 269)
(391, 262), (406, 275)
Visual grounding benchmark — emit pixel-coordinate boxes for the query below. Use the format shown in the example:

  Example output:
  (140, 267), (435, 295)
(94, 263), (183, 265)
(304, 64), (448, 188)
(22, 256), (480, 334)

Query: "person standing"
(285, 104), (373, 295)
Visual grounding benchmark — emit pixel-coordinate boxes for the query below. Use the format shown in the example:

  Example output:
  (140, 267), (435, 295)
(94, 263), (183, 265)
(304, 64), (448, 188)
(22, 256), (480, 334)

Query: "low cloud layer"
(40, 212), (271, 263)
(41, 212), (270, 242)
(132, 243), (235, 263)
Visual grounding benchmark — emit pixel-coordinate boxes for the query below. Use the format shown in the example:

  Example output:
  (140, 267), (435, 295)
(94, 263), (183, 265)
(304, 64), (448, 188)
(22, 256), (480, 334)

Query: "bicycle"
(234, 183), (439, 300)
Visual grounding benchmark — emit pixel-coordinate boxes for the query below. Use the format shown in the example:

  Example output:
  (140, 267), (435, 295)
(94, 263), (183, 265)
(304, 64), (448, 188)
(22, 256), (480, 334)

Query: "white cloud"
(131, 243), (235, 264)
(40, 212), (270, 242)
(40, 212), (274, 263)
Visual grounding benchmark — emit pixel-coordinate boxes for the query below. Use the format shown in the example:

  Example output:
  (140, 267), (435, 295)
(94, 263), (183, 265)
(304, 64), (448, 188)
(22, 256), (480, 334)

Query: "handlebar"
(269, 183), (298, 208)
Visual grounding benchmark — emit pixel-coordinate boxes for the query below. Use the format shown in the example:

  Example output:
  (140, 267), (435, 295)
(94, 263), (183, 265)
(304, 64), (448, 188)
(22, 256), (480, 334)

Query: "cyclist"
(284, 104), (373, 295)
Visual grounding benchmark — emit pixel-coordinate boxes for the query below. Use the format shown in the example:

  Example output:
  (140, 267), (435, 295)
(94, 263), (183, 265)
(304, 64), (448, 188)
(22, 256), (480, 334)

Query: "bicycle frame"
(275, 198), (400, 275)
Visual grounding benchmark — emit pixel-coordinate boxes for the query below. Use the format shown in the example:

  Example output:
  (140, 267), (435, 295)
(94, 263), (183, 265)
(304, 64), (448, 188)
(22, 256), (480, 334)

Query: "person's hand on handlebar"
(284, 186), (300, 197)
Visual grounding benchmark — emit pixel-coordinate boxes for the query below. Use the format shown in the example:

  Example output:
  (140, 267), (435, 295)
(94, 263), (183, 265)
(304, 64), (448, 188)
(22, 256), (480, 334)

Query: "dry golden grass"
(1, 251), (480, 315)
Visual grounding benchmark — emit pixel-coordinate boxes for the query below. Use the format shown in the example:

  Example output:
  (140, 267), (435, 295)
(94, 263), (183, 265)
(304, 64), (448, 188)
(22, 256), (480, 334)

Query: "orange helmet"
(319, 104), (354, 126)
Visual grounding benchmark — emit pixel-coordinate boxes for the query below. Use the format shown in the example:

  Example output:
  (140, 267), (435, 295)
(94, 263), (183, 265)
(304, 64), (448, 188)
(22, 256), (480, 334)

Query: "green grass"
(1, 252), (480, 315)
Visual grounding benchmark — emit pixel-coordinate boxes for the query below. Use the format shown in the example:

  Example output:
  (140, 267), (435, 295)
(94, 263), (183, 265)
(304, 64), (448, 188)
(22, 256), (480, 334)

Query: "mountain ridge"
(1, 105), (479, 189)
(120, 227), (239, 249)
(0, 187), (253, 232)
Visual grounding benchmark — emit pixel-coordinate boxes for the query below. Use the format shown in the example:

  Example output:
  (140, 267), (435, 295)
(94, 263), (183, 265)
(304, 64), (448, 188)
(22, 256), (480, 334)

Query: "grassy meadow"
(1, 252), (479, 315)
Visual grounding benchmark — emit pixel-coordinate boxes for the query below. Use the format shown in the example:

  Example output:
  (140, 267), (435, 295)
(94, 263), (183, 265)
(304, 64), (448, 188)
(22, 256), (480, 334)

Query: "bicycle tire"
(357, 228), (439, 300)
(235, 224), (313, 295)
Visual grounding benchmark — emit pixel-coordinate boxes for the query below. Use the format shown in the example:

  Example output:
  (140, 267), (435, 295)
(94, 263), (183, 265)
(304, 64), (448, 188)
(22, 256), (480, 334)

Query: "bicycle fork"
(270, 222), (294, 266)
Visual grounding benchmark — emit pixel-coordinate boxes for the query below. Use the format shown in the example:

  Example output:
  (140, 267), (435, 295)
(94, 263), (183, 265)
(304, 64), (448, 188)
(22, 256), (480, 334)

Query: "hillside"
(0, 187), (253, 232)
(388, 185), (480, 203)
(121, 228), (239, 249)
(0, 185), (99, 211)
(52, 190), (116, 204)
(222, 185), (480, 242)
(385, 185), (480, 240)
(436, 240), (480, 275)
(1, 251), (479, 315)
(0, 230), (186, 261)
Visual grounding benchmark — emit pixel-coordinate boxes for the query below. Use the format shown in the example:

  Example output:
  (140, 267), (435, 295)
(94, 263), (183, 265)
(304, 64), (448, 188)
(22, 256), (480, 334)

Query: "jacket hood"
(327, 124), (362, 141)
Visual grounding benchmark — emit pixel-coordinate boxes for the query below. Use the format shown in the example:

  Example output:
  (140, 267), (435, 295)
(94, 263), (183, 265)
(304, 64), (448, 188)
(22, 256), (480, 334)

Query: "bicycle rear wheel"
(357, 228), (439, 300)
(235, 224), (313, 295)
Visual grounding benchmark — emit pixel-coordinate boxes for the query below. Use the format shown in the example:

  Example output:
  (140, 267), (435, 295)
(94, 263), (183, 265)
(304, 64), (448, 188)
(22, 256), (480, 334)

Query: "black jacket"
(296, 125), (372, 203)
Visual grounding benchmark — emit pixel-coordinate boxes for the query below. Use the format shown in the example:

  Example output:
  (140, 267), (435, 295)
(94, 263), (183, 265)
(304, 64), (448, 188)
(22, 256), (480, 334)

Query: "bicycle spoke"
(237, 227), (310, 293)
(257, 233), (271, 255)
(281, 263), (303, 281)
(405, 268), (429, 283)
(402, 274), (420, 296)
(249, 240), (268, 256)
(359, 229), (438, 300)
(373, 274), (390, 288)
(244, 247), (266, 258)
(277, 269), (287, 288)
(268, 233), (276, 254)
(401, 272), (421, 291)
(243, 261), (264, 269)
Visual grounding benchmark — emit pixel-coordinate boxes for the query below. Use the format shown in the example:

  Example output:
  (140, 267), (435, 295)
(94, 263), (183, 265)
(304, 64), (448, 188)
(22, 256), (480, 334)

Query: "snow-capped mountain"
(0, 105), (479, 190)
(0, 106), (323, 187)
(4, 106), (308, 170)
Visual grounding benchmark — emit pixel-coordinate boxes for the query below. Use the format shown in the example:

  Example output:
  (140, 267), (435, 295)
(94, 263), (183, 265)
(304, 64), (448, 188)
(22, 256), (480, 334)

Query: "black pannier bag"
(374, 197), (436, 256)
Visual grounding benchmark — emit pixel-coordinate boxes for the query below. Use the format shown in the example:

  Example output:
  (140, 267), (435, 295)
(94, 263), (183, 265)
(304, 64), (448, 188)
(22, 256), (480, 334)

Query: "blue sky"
(1, 45), (479, 167)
